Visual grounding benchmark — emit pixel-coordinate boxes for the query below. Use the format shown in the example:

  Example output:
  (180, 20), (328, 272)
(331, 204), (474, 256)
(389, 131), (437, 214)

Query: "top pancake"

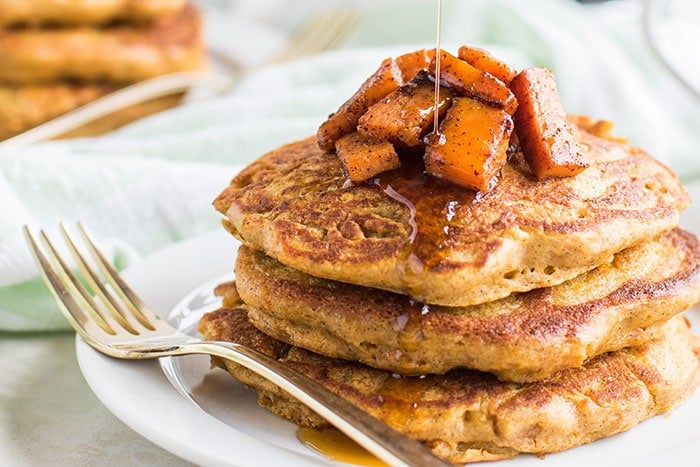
(214, 122), (690, 307)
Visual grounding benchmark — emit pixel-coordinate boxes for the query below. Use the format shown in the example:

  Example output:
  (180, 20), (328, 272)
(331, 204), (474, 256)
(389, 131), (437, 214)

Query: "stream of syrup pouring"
(295, 1), (444, 465)
(433, 0), (443, 137)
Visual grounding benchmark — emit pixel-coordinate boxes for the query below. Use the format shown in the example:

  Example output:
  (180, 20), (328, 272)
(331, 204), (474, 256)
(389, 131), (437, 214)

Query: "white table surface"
(0, 333), (192, 466)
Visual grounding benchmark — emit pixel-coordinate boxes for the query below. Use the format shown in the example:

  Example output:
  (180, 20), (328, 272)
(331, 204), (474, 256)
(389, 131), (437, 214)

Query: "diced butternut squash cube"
(358, 70), (454, 147)
(335, 132), (400, 183)
(424, 97), (513, 192)
(457, 45), (517, 85)
(395, 48), (436, 82)
(317, 58), (403, 152)
(510, 67), (588, 179)
(430, 49), (518, 115)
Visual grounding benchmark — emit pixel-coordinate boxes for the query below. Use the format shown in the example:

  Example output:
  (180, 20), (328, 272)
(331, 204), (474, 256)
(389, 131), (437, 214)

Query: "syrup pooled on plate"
(297, 427), (388, 467)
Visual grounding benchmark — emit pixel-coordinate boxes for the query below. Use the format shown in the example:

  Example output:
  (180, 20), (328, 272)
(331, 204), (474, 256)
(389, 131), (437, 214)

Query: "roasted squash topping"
(425, 97), (513, 192)
(335, 132), (400, 183)
(510, 67), (588, 179)
(457, 45), (518, 86)
(318, 46), (588, 191)
(358, 70), (454, 147)
(317, 58), (401, 152)
(430, 49), (518, 115)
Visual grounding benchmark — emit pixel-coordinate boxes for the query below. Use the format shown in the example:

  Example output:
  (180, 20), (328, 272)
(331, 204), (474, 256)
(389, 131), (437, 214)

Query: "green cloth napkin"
(1, 0), (698, 331)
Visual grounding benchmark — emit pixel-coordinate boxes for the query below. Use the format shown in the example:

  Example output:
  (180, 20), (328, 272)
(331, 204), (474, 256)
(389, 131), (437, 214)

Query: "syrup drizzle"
(433, 0), (443, 135)
(371, 158), (479, 299)
(296, 2), (447, 463)
(383, 184), (418, 243)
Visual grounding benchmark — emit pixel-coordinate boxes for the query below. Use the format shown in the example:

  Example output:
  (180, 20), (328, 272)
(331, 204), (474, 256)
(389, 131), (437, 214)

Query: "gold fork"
(0, 8), (359, 153)
(210, 7), (359, 68)
(23, 223), (449, 467)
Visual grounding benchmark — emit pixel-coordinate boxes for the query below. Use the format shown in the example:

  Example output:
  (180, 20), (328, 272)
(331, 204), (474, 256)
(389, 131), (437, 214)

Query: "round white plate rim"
(75, 180), (700, 467)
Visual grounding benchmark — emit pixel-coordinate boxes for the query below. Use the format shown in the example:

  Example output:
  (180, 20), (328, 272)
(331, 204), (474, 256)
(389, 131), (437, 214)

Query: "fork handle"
(173, 340), (449, 467)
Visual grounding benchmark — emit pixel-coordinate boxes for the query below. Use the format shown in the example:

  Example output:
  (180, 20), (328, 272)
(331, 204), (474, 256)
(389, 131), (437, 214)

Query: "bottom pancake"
(199, 297), (700, 464)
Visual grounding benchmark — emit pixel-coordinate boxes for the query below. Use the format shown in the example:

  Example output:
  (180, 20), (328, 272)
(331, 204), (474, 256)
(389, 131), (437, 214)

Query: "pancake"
(0, 4), (203, 84)
(0, 0), (187, 27)
(199, 304), (700, 464)
(0, 83), (183, 140)
(234, 228), (700, 382)
(214, 122), (690, 307)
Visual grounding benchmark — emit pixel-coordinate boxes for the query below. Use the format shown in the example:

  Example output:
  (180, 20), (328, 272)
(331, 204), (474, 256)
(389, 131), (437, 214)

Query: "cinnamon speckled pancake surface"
(0, 83), (183, 140)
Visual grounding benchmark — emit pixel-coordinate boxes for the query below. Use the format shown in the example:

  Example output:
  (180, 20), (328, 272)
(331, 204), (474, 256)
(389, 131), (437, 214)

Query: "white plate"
(77, 182), (700, 467)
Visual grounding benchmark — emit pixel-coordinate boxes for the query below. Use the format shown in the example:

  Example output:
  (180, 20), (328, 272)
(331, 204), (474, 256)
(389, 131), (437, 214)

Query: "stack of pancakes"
(201, 117), (700, 462)
(0, 0), (203, 140)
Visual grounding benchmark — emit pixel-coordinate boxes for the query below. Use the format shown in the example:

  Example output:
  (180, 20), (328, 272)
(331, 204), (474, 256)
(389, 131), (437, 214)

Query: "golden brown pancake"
(0, 83), (183, 140)
(214, 123), (690, 307)
(0, 0), (187, 27)
(199, 304), (700, 464)
(234, 228), (700, 381)
(0, 4), (203, 84)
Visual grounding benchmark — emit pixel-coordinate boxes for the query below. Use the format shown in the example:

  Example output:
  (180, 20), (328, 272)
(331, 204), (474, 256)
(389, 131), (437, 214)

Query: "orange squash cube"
(335, 132), (400, 183)
(457, 45), (517, 85)
(317, 49), (438, 152)
(430, 49), (517, 115)
(358, 70), (454, 147)
(510, 67), (588, 179)
(317, 58), (402, 152)
(425, 97), (513, 192)
(395, 48), (436, 82)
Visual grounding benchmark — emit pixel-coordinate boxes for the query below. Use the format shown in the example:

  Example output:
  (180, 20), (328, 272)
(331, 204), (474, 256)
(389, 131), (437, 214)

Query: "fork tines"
(272, 8), (360, 63)
(23, 223), (159, 338)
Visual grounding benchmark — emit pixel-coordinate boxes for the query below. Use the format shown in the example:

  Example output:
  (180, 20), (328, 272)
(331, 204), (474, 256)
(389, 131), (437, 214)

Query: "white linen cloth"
(1, 0), (699, 330)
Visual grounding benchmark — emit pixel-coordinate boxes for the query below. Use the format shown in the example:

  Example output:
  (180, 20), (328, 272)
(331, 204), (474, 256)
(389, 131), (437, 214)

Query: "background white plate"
(77, 181), (700, 467)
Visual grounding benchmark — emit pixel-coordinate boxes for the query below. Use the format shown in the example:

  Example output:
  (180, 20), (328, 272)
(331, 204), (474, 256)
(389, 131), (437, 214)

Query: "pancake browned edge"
(0, 0), (187, 27)
(235, 228), (700, 382)
(199, 299), (700, 464)
(0, 84), (183, 140)
(214, 122), (690, 308)
(0, 4), (203, 84)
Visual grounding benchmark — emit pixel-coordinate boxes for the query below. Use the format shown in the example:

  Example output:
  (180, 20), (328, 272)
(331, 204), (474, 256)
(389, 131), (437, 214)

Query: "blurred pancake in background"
(0, 84), (184, 140)
(0, 0), (187, 27)
(0, 2), (204, 140)
(0, 4), (203, 84)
